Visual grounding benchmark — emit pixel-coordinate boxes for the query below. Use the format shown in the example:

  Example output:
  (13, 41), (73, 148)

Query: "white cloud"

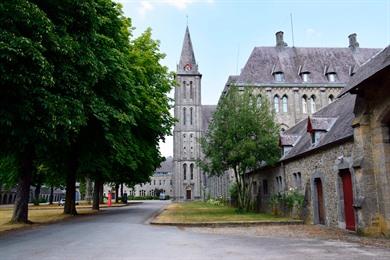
(138, 1), (154, 17)
(133, 0), (214, 16)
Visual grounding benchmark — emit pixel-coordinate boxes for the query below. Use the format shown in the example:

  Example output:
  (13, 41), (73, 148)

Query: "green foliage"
(0, 155), (18, 188)
(206, 197), (227, 206)
(199, 87), (280, 211)
(269, 188), (304, 218)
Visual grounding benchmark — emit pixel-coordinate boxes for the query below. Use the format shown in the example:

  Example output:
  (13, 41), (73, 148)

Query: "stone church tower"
(173, 27), (203, 201)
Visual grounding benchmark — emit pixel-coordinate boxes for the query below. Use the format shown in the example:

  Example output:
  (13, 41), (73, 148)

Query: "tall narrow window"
(183, 81), (186, 99)
(310, 95), (316, 113)
(274, 72), (284, 82)
(190, 81), (193, 99)
(190, 164), (194, 180)
(302, 95), (308, 114)
(183, 107), (186, 125)
(282, 95), (288, 112)
(190, 107), (193, 125)
(274, 95), (280, 113)
(183, 164), (187, 180)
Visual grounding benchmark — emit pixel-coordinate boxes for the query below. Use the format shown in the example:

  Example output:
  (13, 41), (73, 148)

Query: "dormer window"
(301, 73), (310, 82)
(326, 72), (337, 82)
(282, 146), (292, 156)
(307, 116), (337, 146)
(274, 72), (284, 82)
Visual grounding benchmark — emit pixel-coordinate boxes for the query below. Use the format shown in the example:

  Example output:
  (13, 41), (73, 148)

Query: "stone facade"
(251, 45), (389, 234)
(341, 46), (390, 235)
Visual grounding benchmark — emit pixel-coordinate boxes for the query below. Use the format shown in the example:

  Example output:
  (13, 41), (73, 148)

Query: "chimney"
(276, 31), (287, 47)
(348, 33), (359, 51)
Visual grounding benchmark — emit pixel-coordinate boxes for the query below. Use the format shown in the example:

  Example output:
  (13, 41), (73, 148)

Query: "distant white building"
(103, 157), (174, 199)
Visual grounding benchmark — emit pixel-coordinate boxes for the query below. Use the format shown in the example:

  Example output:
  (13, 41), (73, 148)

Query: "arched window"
(309, 95), (316, 113)
(183, 81), (186, 99)
(183, 107), (186, 125)
(328, 94), (334, 104)
(190, 164), (194, 180)
(274, 95), (280, 113)
(190, 107), (193, 125)
(282, 95), (288, 112)
(190, 81), (193, 99)
(302, 95), (308, 114)
(183, 164), (187, 180)
(256, 95), (262, 108)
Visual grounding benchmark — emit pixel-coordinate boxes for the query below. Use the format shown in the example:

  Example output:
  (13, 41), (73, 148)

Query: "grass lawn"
(154, 201), (293, 224)
(0, 204), (105, 233)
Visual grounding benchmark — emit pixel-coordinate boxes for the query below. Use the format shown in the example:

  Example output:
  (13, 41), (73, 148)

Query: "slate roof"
(235, 46), (380, 86)
(340, 45), (390, 96)
(280, 134), (300, 146)
(281, 93), (356, 161)
(155, 156), (173, 173)
(310, 117), (337, 131)
(201, 105), (217, 132)
(221, 75), (240, 97)
(177, 26), (199, 74)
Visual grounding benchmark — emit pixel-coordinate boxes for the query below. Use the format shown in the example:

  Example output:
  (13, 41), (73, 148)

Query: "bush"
(206, 196), (227, 206)
(269, 188), (304, 218)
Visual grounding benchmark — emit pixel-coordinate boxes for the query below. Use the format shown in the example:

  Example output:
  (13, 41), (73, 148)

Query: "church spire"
(178, 26), (199, 74)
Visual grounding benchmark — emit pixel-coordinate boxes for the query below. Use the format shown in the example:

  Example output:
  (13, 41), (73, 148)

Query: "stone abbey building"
(171, 27), (381, 202)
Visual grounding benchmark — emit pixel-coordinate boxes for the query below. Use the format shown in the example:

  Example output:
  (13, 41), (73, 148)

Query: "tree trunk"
(92, 180), (100, 210)
(85, 177), (93, 205)
(64, 170), (77, 215)
(120, 183), (124, 198)
(99, 182), (104, 204)
(34, 183), (41, 206)
(49, 185), (54, 205)
(11, 147), (34, 224)
(115, 183), (119, 203)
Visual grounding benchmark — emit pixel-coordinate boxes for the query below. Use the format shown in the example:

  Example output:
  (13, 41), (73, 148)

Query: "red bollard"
(107, 192), (112, 207)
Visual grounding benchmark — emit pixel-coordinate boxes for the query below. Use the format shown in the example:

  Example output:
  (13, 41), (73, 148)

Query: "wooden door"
(186, 190), (191, 200)
(341, 171), (356, 230)
(315, 178), (325, 224)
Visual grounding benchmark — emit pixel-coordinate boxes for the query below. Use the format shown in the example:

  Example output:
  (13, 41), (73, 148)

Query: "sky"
(116, 0), (390, 158)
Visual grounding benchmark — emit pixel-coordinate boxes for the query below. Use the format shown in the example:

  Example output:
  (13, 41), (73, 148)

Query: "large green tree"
(199, 87), (280, 211)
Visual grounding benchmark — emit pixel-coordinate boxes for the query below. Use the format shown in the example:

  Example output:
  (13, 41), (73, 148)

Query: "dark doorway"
(340, 170), (356, 230)
(186, 190), (191, 200)
(315, 178), (325, 225)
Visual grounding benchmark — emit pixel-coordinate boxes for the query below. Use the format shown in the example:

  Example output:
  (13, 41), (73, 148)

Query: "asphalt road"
(0, 201), (389, 260)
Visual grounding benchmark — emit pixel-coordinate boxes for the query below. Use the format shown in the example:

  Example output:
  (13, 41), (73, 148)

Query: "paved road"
(0, 201), (389, 260)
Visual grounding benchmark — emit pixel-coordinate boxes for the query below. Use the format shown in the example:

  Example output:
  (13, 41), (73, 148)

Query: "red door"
(341, 171), (355, 230)
(315, 178), (325, 225)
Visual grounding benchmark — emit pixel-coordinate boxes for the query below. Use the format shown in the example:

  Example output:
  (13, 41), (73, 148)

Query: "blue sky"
(117, 0), (390, 157)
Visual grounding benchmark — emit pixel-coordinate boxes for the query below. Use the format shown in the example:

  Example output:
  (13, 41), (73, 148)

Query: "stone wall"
(251, 141), (355, 229)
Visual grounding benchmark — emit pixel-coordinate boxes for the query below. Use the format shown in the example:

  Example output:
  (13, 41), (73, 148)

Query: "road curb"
(150, 220), (304, 227)
(145, 203), (170, 225)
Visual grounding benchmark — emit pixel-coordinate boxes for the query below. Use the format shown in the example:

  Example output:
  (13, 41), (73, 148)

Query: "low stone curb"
(150, 220), (304, 227)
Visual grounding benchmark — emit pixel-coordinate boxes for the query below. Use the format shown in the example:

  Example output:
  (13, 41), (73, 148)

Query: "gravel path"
(187, 224), (390, 249)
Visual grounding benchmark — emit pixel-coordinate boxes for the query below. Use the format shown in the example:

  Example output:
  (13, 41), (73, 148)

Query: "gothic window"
(190, 107), (193, 125)
(309, 95), (316, 113)
(183, 81), (186, 99)
(183, 107), (186, 125)
(297, 172), (302, 189)
(302, 95), (308, 114)
(328, 94), (334, 104)
(190, 81), (193, 99)
(282, 95), (288, 112)
(183, 164), (187, 180)
(256, 95), (262, 108)
(274, 95), (280, 113)
(190, 164), (194, 180)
